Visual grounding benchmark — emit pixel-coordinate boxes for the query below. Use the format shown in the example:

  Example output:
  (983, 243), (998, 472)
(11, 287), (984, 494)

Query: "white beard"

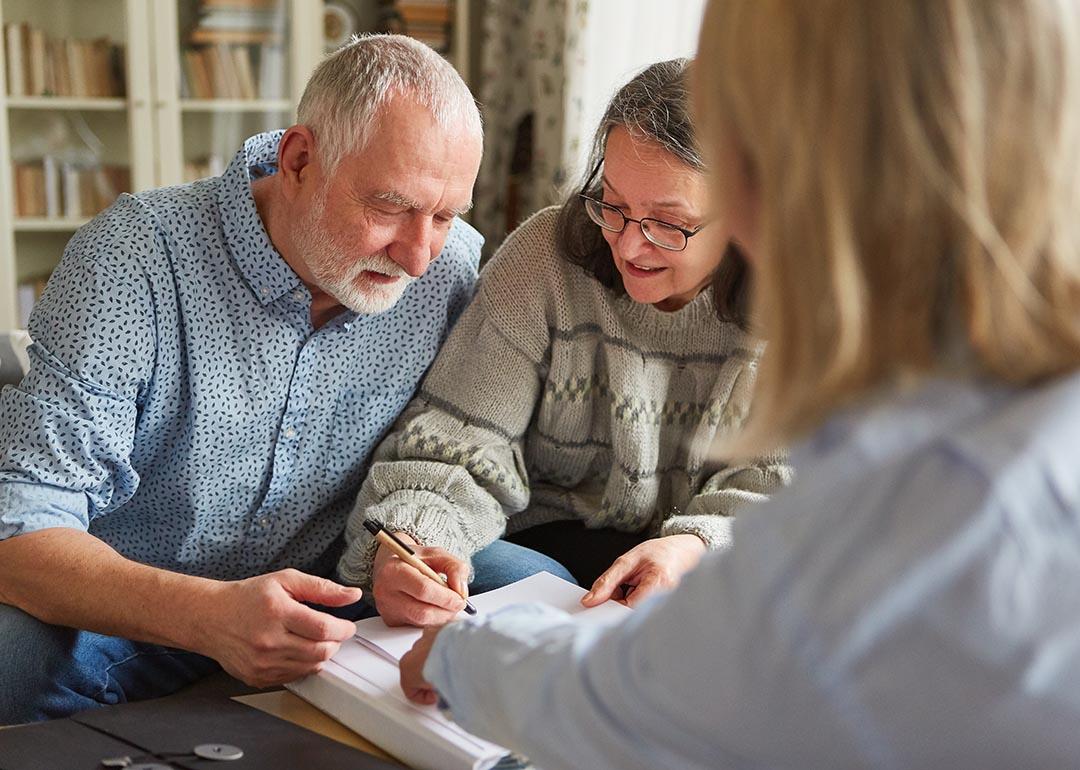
(297, 195), (415, 315)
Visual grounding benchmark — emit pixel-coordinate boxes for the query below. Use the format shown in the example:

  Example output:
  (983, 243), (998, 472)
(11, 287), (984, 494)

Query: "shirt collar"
(217, 130), (303, 306)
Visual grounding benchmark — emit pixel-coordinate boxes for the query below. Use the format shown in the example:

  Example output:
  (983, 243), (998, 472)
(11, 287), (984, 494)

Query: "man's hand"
(582, 534), (707, 608)
(372, 534), (469, 627)
(400, 625), (447, 705)
(199, 569), (363, 688)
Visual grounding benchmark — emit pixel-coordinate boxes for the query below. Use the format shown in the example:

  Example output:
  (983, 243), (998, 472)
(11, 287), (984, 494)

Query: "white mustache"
(348, 254), (411, 280)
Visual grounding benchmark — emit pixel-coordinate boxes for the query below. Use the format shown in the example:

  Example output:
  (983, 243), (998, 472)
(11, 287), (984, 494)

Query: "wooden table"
(235, 690), (406, 767)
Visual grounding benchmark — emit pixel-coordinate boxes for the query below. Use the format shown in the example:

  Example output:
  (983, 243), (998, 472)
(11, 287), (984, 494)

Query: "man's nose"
(392, 216), (436, 278)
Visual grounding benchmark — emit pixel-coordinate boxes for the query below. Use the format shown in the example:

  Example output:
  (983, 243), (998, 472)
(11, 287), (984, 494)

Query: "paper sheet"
(353, 570), (632, 662)
(326, 648), (501, 755)
(291, 571), (632, 770)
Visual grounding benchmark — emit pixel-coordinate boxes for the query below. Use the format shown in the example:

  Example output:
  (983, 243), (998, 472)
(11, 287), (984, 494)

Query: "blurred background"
(0, 0), (706, 331)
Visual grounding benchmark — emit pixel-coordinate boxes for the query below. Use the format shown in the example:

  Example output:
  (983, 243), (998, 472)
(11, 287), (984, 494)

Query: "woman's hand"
(400, 625), (448, 705)
(582, 534), (707, 608)
(372, 535), (470, 627)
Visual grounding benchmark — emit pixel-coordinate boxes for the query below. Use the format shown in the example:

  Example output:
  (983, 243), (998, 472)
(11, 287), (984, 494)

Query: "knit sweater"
(337, 206), (791, 588)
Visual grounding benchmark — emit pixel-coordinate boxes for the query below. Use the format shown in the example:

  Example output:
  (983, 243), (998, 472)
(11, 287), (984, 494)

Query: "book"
(201, 0), (281, 8)
(397, 2), (453, 25)
(213, 44), (242, 98)
(189, 27), (282, 46)
(61, 162), (80, 218)
(14, 163), (45, 217)
(3, 24), (123, 98)
(287, 571), (632, 770)
(231, 46), (257, 99)
(65, 39), (84, 97)
(198, 7), (280, 30)
(4, 22), (26, 96)
(203, 45), (228, 98)
(257, 43), (285, 99)
(47, 38), (68, 96)
(27, 26), (46, 96)
(42, 155), (60, 218)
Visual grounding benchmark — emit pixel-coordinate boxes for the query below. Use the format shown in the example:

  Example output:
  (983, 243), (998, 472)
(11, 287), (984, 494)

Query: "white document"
(287, 571), (632, 770)
(354, 570), (631, 663)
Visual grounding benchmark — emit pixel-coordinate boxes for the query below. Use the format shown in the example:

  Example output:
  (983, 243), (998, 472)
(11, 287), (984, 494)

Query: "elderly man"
(0, 35), (483, 723)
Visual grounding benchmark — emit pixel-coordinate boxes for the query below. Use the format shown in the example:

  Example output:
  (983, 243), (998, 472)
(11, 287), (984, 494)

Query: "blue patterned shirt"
(0, 131), (482, 580)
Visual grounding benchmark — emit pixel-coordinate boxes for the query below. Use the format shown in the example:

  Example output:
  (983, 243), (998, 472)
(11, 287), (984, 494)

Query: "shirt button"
(260, 286), (270, 296)
(292, 289), (304, 302)
(259, 517), (271, 528)
(284, 427), (296, 439)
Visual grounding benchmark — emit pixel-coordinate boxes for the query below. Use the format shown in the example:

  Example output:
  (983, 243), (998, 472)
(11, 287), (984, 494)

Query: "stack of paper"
(287, 571), (632, 770)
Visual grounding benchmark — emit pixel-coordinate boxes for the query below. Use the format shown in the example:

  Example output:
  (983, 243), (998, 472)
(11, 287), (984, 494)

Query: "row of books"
(12, 159), (130, 219)
(3, 23), (125, 98)
(181, 44), (286, 100)
(395, 0), (454, 24)
(385, 1), (454, 54)
(190, 0), (285, 47)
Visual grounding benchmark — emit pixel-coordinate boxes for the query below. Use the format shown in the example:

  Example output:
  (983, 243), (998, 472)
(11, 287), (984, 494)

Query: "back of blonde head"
(697, 0), (1080, 451)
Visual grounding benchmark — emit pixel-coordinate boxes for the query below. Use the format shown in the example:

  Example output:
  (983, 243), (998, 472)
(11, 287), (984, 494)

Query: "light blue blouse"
(426, 372), (1080, 769)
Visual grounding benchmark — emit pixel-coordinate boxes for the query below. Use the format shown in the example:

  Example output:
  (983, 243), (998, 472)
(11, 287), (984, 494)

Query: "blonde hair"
(298, 34), (482, 173)
(696, 0), (1080, 452)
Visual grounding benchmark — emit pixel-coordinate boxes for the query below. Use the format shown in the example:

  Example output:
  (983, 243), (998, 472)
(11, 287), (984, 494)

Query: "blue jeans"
(0, 602), (221, 725)
(0, 540), (573, 724)
(468, 538), (576, 594)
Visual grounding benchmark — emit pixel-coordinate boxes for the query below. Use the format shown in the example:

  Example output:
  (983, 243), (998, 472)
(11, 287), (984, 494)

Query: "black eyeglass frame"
(576, 157), (705, 252)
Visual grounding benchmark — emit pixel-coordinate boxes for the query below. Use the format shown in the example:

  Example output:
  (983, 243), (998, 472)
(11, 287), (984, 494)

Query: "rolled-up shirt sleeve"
(0, 197), (157, 540)
(421, 388), (1080, 770)
(421, 563), (778, 770)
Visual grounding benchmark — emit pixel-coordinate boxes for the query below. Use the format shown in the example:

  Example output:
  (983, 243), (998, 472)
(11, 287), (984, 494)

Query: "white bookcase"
(0, 0), (471, 332)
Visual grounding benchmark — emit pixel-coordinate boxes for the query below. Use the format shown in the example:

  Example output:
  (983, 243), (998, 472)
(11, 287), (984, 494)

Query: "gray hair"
(585, 57), (704, 183)
(297, 34), (482, 173)
(555, 58), (749, 327)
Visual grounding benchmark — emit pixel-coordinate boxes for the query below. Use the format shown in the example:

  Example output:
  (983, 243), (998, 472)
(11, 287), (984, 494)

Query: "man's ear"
(276, 125), (318, 201)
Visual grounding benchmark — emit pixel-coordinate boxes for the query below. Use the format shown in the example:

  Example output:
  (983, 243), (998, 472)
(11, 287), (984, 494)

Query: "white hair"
(297, 34), (482, 173)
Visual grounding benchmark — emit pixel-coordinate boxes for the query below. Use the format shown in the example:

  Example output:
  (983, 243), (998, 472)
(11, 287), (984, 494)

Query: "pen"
(363, 519), (477, 615)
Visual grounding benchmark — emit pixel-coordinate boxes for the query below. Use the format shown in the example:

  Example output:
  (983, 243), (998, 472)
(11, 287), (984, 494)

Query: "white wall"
(571, 0), (707, 180)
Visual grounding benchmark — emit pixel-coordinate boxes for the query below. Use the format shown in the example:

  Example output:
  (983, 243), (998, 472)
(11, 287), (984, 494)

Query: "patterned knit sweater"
(337, 207), (791, 588)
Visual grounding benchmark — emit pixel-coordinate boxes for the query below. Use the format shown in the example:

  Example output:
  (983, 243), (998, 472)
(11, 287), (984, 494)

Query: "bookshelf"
(0, 0), (472, 332)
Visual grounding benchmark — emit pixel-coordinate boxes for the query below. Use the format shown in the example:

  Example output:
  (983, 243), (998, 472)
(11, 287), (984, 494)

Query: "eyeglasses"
(577, 157), (705, 252)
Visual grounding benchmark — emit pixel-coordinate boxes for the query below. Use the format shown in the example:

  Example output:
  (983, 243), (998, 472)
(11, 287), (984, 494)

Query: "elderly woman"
(397, 1), (1080, 768)
(338, 58), (789, 626)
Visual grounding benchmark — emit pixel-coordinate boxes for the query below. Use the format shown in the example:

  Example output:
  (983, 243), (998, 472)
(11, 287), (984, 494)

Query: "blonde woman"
(396, 1), (1080, 768)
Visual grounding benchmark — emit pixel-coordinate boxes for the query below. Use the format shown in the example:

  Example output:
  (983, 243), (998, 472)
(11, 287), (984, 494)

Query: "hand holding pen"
(366, 519), (477, 627)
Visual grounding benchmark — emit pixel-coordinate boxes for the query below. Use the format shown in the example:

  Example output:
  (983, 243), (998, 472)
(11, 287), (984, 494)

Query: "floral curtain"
(471, 0), (589, 259)
(470, 0), (706, 258)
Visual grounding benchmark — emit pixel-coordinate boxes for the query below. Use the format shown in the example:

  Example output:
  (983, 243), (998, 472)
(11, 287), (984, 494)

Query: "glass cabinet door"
(0, 0), (152, 327)
(151, 0), (314, 187)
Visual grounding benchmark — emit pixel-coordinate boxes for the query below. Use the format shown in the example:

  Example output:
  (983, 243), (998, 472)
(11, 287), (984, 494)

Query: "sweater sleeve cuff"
(661, 514), (734, 552)
(337, 490), (489, 589)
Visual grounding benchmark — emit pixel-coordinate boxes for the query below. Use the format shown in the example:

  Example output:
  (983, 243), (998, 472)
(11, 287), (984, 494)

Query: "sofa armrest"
(0, 330), (31, 386)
